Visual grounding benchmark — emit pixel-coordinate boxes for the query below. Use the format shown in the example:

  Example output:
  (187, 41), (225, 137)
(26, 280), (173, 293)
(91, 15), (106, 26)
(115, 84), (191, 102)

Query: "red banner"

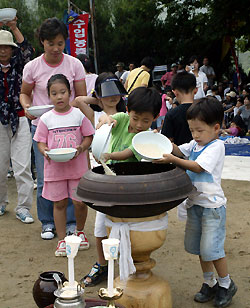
(68, 13), (89, 57)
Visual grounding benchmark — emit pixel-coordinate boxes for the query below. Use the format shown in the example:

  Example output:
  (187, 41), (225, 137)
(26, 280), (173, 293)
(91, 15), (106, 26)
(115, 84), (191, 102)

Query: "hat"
(116, 62), (124, 67)
(171, 63), (178, 68)
(95, 78), (127, 98)
(206, 90), (213, 96)
(0, 30), (17, 47)
(226, 91), (236, 98)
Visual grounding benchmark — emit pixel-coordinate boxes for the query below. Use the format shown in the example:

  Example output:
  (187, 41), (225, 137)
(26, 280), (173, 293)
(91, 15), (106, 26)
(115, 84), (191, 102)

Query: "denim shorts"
(184, 205), (226, 261)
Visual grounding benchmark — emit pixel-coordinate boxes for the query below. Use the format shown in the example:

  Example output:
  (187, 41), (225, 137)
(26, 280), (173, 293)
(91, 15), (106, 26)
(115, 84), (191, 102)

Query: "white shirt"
(191, 71), (208, 99)
(179, 139), (227, 208)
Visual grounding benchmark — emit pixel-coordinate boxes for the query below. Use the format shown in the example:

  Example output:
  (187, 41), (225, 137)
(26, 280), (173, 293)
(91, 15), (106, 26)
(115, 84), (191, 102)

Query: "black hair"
(77, 54), (92, 73)
(39, 17), (68, 43)
(140, 57), (155, 71)
(47, 74), (70, 96)
(127, 87), (162, 118)
(171, 71), (196, 93)
(188, 55), (200, 65)
(187, 97), (224, 126)
(92, 72), (126, 113)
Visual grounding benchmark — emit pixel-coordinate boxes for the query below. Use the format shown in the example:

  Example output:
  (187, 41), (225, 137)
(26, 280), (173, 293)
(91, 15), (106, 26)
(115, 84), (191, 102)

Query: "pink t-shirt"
(159, 94), (168, 117)
(33, 107), (94, 181)
(22, 53), (86, 125)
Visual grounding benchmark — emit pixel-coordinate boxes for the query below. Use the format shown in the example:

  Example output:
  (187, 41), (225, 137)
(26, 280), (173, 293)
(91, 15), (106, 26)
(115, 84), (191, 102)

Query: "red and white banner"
(68, 13), (89, 57)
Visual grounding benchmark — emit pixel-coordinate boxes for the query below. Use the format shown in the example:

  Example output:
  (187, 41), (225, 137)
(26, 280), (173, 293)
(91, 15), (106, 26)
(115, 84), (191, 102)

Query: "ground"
(0, 177), (250, 308)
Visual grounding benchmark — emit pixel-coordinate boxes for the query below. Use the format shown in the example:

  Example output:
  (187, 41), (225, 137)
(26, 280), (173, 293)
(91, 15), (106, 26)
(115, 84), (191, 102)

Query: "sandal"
(81, 262), (108, 287)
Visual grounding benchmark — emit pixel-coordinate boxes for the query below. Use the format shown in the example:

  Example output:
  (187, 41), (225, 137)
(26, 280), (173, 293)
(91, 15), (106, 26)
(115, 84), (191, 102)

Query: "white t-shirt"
(23, 53), (86, 126)
(191, 71), (208, 99)
(179, 139), (226, 208)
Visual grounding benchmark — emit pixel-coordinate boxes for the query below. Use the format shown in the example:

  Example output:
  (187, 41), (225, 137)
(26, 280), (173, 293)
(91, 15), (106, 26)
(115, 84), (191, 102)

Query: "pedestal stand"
(107, 213), (172, 308)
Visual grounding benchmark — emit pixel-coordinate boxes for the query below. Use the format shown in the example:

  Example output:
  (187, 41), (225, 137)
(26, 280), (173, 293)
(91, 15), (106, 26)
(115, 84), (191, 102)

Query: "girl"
(33, 74), (94, 256)
(20, 17), (87, 240)
(73, 72), (127, 286)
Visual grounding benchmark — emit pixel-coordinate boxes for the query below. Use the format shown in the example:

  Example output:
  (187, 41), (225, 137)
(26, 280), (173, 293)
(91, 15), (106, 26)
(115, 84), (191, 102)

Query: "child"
(33, 74), (94, 256)
(161, 71), (197, 145)
(72, 73), (126, 285)
(73, 72), (126, 127)
(82, 86), (162, 286)
(220, 121), (242, 137)
(156, 97), (237, 307)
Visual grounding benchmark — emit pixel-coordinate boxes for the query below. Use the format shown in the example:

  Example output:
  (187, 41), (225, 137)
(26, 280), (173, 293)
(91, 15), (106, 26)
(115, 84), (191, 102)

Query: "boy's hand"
(100, 153), (112, 163)
(96, 115), (116, 129)
(154, 153), (175, 164)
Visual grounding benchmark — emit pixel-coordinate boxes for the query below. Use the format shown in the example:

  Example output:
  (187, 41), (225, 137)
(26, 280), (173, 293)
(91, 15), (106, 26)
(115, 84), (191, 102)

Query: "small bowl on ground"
(0, 8), (17, 23)
(91, 124), (113, 160)
(132, 131), (173, 161)
(45, 148), (77, 162)
(27, 105), (54, 117)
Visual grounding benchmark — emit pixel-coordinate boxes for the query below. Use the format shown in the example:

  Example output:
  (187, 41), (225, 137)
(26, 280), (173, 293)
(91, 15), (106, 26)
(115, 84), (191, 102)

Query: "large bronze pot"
(76, 162), (193, 218)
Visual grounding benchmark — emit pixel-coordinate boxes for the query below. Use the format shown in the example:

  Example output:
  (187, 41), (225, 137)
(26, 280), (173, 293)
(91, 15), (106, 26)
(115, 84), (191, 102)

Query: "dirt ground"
(0, 177), (250, 308)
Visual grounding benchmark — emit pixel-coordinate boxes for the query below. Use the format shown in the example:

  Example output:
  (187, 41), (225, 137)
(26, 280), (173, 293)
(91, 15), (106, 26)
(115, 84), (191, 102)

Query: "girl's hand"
(96, 115), (116, 129)
(73, 145), (85, 159)
(154, 153), (175, 164)
(43, 147), (50, 161)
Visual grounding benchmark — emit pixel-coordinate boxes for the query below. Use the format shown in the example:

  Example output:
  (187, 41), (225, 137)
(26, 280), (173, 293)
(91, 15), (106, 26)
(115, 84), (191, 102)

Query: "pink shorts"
(42, 178), (81, 202)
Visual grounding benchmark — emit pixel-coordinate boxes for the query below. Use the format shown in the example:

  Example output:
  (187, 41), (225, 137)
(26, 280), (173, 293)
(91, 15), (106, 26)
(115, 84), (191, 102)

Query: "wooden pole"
(89, 0), (98, 74)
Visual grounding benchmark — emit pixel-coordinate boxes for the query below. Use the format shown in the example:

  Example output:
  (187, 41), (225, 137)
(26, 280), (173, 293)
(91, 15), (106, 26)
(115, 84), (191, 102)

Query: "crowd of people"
(2, 12), (250, 308)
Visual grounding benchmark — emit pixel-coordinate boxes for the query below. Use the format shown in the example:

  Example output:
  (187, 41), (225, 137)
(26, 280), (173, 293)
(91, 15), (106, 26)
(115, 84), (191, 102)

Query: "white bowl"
(0, 8), (17, 23)
(27, 105), (54, 117)
(45, 148), (77, 162)
(132, 131), (173, 161)
(91, 124), (113, 160)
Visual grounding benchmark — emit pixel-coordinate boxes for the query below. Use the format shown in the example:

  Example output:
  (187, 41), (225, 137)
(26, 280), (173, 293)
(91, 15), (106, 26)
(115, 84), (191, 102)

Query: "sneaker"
(75, 230), (90, 250)
(214, 279), (237, 308)
(55, 240), (67, 257)
(194, 282), (218, 303)
(16, 208), (34, 224)
(41, 227), (55, 240)
(33, 179), (37, 190)
(0, 205), (6, 216)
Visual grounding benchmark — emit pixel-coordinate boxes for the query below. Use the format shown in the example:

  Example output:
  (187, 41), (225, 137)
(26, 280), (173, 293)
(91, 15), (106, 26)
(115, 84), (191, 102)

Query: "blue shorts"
(184, 205), (226, 261)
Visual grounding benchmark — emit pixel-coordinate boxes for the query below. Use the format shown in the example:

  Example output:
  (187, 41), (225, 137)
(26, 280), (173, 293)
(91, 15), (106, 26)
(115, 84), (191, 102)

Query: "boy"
(82, 86), (162, 286)
(161, 71), (197, 145)
(156, 97), (237, 307)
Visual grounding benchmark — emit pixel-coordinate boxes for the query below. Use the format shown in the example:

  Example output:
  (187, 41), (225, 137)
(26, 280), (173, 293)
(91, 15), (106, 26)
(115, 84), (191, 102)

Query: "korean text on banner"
(68, 13), (89, 57)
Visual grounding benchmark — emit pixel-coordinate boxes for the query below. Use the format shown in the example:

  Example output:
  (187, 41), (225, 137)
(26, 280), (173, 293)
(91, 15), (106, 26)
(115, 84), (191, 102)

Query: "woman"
(237, 94), (250, 134)
(20, 17), (87, 241)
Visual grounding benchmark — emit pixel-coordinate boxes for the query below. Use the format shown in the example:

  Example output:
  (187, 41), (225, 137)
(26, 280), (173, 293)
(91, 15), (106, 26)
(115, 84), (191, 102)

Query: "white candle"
(68, 257), (75, 288)
(107, 259), (114, 297)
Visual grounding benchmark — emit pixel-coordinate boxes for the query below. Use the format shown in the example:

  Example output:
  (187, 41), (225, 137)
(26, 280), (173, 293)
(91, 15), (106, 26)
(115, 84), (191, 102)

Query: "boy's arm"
(102, 148), (134, 162)
(156, 153), (203, 173)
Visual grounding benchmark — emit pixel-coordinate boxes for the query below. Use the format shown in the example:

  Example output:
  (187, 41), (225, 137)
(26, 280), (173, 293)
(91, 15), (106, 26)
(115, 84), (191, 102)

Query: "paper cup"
(102, 238), (120, 260)
(65, 235), (81, 258)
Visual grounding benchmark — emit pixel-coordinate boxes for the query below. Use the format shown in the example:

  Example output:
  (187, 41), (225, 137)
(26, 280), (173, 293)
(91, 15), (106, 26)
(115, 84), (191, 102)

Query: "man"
(161, 63), (178, 91)
(200, 57), (216, 88)
(125, 57), (155, 94)
(115, 62), (126, 80)
(120, 62), (135, 85)
(0, 18), (34, 222)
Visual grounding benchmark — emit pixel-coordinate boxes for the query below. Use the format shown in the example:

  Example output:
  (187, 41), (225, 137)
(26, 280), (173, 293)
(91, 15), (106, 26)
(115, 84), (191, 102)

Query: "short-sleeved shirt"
(179, 139), (226, 208)
(33, 107), (94, 181)
(160, 71), (174, 87)
(22, 53), (86, 125)
(200, 65), (215, 87)
(109, 112), (141, 163)
(161, 103), (193, 145)
(126, 68), (150, 94)
(190, 71), (208, 99)
(239, 105), (250, 130)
